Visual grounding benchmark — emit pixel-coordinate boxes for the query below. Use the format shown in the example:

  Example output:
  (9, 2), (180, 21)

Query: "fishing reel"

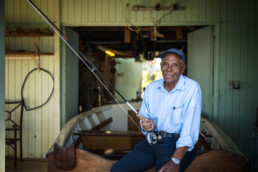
(147, 132), (158, 145)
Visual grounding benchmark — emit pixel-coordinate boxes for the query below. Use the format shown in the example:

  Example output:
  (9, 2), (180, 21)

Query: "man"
(111, 48), (202, 172)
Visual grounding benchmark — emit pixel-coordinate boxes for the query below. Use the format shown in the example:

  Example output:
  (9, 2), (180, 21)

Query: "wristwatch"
(171, 157), (180, 165)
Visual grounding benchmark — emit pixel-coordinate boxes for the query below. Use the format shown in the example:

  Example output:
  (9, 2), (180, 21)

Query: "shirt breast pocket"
(171, 107), (183, 125)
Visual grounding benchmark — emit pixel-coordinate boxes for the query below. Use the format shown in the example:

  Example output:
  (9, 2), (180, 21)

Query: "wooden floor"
(5, 159), (48, 172)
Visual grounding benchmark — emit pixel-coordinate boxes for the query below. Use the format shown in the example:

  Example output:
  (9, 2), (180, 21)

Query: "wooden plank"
(116, 0), (123, 23)
(227, 0), (235, 22)
(101, 0), (109, 22)
(185, 0), (192, 22)
(41, 57), (49, 157)
(199, 0), (206, 22)
(213, 0), (220, 22)
(61, 0), (68, 23)
(5, 52), (54, 56)
(218, 23), (227, 130)
(21, 58), (29, 159)
(81, 0), (89, 23)
(225, 23), (234, 137)
(20, 0), (28, 22)
(75, 0), (82, 23)
(175, 27), (183, 40)
(129, 0), (136, 24)
(206, 0), (213, 22)
(191, 0), (199, 22)
(245, 22), (255, 159)
(81, 136), (132, 150)
(68, 0), (75, 23)
(5, 33), (53, 37)
(88, 0), (95, 22)
(239, 22), (248, 156)
(95, 0), (102, 23)
(142, 0), (151, 24)
(48, 50), (55, 151)
(128, 110), (140, 131)
(234, 0), (241, 22)
(220, 0), (228, 22)
(232, 23), (241, 145)
(90, 117), (113, 130)
(186, 151), (246, 172)
(124, 27), (131, 43)
(53, 0), (61, 150)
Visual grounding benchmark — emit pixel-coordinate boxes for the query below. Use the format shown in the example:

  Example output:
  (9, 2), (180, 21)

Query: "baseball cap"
(160, 48), (185, 63)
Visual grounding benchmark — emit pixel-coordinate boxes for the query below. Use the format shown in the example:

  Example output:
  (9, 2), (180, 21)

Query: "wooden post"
(124, 27), (131, 43)
(0, 0), (5, 171)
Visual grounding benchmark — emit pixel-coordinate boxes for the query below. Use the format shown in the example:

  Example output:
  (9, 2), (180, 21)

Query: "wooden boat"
(47, 102), (247, 172)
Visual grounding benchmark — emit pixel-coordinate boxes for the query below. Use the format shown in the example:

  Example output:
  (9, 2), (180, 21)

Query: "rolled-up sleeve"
(139, 87), (150, 119)
(176, 85), (202, 151)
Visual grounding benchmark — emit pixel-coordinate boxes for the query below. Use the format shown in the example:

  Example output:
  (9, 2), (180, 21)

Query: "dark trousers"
(111, 137), (196, 172)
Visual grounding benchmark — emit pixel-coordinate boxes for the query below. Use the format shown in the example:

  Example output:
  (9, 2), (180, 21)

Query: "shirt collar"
(157, 75), (185, 92)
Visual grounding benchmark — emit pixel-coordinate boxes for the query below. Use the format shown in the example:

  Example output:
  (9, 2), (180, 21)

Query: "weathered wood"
(128, 110), (141, 131)
(48, 149), (115, 172)
(53, 144), (76, 170)
(76, 130), (143, 137)
(48, 149), (245, 172)
(186, 151), (246, 172)
(124, 27), (130, 43)
(90, 117), (113, 131)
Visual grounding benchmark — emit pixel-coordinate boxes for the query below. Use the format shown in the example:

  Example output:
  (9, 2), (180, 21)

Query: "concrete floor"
(5, 159), (48, 172)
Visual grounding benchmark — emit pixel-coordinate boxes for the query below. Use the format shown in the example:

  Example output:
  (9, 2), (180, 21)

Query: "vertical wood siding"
(5, 0), (258, 160)
(5, 0), (60, 158)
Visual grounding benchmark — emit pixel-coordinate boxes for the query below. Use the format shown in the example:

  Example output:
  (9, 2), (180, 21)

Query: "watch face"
(172, 158), (180, 164)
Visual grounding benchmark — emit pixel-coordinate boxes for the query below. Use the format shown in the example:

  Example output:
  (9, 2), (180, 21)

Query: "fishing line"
(27, 0), (147, 138)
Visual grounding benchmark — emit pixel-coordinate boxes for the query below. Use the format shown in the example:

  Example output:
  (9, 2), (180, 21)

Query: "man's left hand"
(158, 160), (179, 172)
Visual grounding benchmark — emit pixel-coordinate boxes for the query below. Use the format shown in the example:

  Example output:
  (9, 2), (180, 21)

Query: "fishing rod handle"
(136, 113), (147, 123)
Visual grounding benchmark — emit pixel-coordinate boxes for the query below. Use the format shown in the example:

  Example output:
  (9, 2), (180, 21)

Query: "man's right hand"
(140, 118), (155, 131)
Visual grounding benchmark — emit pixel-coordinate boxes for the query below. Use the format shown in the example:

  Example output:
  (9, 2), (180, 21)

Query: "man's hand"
(158, 160), (179, 172)
(140, 118), (155, 131)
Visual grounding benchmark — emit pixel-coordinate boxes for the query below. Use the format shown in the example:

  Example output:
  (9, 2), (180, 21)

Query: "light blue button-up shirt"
(139, 75), (202, 151)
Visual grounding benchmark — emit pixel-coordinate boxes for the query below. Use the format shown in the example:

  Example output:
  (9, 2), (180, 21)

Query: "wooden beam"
(175, 27), (183, 40)
(90, 117), (113, 131)
(124, 27), (131, 43)
(151, 29), (157, 41)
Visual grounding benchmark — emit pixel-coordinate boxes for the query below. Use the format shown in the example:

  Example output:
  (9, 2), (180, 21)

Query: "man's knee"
(110, 163), (120, 172)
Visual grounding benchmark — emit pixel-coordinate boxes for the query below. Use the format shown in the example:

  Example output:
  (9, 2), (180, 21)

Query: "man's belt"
(147, 131), (180, 145)
(153, 131), (180, 138)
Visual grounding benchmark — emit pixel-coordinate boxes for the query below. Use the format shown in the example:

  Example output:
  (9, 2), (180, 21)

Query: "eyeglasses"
(161, 63), (180, 70)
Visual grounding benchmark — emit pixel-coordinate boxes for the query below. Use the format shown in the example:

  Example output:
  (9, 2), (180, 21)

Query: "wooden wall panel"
(4, 0), (59, 159)
(60, 0), (257, 26)
(0, 1), (5, 170)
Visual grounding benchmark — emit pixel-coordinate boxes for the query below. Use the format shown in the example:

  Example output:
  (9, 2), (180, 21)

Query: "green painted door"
(61, 27), (79, 127)
(187, 26), (213, 119)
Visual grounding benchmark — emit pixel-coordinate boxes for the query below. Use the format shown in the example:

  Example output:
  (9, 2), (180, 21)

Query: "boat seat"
(74, 130), (145, 160)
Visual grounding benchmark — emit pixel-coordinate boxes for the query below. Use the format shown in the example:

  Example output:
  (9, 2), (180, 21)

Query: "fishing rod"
(26, 0), (147, 124)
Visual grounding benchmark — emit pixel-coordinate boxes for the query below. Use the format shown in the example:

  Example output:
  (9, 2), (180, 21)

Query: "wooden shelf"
(5, 33), (54, 37)
(5, 52), (54, 60)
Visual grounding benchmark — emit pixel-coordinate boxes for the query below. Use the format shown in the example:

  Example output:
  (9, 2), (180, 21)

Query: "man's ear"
(181, 65), (186, 74)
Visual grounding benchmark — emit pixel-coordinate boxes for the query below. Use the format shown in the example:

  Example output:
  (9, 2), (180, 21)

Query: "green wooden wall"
(1, 0), (6, 170)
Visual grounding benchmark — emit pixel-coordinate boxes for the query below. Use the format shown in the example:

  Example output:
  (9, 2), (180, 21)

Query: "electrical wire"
(21, 68), (54, 111)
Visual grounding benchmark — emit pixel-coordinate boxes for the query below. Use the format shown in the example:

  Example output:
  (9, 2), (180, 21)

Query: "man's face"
(160, 54), (185, 84)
